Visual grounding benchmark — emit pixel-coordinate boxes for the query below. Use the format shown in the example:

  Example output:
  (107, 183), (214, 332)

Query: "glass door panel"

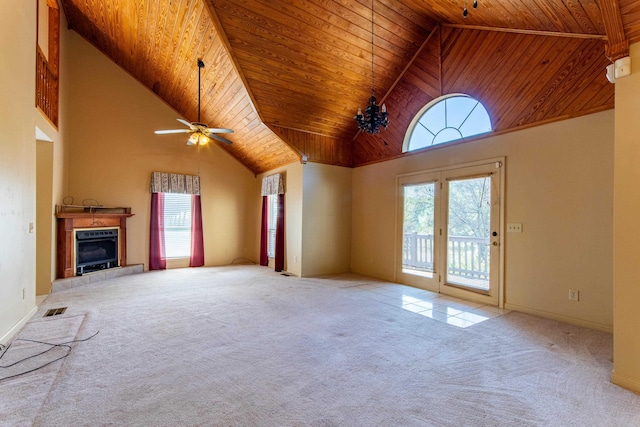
(446, 176), (491, 291)
(397, 172), (440, 292)
(402, 183), (436, 277)
(441, 163), (500, 305)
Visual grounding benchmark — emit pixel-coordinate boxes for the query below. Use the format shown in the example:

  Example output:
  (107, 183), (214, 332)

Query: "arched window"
(403, 94), (492, 152)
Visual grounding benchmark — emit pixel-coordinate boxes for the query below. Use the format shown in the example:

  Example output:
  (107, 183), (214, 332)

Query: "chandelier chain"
(353, 0), (389, 134)
(371, 0), (374, 95)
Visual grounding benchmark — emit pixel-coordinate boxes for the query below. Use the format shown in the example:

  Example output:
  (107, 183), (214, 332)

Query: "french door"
(397, 161), (503, 305)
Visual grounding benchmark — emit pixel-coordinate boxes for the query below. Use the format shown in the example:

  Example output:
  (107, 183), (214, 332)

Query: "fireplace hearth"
(75, 229), (119, 275)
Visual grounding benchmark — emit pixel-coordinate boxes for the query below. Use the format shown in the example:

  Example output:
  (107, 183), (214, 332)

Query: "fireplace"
(56, 205), (134, 278)
(75, 228), (119, 275)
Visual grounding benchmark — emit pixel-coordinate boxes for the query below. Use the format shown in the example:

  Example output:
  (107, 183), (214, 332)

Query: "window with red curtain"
(149, 172), (204, 270)
(260, 173), (285, 271)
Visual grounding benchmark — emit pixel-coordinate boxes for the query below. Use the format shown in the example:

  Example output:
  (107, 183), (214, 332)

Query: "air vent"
(43, 307), (67, 317)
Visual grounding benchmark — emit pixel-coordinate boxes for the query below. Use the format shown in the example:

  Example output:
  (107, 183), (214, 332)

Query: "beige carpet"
(1, 266), (638, 426)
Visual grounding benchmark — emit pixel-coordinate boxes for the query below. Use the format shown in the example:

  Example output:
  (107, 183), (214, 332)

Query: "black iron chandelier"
(354, 0), (389, 134)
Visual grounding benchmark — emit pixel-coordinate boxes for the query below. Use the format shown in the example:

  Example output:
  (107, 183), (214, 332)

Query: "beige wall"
(256, 162), (303, 276)
(36, 140), (54, 295)
(36, 113), (63, 293)
(33, 5), (69, 295)
(256, 162), (352, 277)
(352, 110), (614, 331)
(64, 32), (257, 269)
(301, 163), (352, 276)
(612, 43), (640, 392)
(0, 0), (38, 342)
(37, 0), (49, 59)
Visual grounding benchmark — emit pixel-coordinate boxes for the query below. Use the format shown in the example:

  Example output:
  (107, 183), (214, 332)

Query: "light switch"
(29, 222), (34, 234)
(507, 223), (522, 233)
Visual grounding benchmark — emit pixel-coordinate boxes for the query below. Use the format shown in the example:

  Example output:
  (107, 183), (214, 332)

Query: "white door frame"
(395, 158), (506, 307)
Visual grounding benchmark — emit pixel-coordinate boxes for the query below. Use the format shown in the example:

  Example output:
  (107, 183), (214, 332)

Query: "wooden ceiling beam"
(442, 23), (607, 40)
(598, 0), (629, 59)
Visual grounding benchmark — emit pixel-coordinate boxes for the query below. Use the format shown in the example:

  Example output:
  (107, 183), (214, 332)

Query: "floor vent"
(44, 307), (67, 317)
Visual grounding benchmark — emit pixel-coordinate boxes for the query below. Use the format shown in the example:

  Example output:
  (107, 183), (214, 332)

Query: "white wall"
(352, 111), (614, 331)
(0, 0), (38, 342)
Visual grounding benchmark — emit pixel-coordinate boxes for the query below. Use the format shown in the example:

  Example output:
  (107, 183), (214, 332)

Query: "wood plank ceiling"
(59, 0), (640, 173)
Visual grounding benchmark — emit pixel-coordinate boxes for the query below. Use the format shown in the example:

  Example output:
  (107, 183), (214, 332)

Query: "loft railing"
(36, 46), (59, 127)
(403, 233), (490, 280)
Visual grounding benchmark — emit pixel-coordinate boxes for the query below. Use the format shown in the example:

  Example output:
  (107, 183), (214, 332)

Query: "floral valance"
(261, 173), (285, 196)
(150, 172), (200, 195)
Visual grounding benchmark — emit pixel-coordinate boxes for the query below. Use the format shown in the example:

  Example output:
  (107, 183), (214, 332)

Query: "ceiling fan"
(154, 59), (234, 146)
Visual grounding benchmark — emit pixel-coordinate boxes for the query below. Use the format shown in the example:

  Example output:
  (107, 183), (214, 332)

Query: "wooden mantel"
(55, 205), (134, 278)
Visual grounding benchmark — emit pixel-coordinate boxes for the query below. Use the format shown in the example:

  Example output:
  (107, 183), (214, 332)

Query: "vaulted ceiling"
(59, 0), (640, 174)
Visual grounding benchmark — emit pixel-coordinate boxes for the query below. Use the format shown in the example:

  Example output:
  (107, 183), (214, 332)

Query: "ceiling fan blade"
(208, 133), (233, 145)
(176, 118), (194, 128)
(155, 129), (193, 134)
(206, 128), (234, 134)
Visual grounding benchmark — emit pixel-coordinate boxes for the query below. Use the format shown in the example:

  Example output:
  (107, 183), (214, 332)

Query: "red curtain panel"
(149, 192), (166, 270)
(260, 196), (269, 266)
(275, 193), (285, 272)
(190, 195), (205, 267)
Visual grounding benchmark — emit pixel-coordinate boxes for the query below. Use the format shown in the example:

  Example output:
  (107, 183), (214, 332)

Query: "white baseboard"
(0, 305), (38, 345)
(504, 302), (612, 333)
(611, 370), (640, 394)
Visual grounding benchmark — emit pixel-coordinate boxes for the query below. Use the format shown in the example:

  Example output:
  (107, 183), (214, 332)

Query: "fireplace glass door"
(75, 228), (119, 275)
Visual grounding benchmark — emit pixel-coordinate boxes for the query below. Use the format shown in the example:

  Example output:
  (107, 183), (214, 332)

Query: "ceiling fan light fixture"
(155, 60), (234, 146)
(186, 132), (210, 146)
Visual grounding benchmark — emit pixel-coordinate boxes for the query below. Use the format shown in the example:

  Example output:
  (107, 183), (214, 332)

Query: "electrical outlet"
(569, 289), (579, 302)
(507, 223), (522, 233)
(293, 255), (297, 263)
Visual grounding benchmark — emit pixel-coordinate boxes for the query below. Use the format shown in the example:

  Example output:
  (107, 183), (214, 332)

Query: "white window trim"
(402, 93), (492, 153)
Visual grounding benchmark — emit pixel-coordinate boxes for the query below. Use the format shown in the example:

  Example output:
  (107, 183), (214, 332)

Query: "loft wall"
(63, 32), (258, 269)
(0, 0), (38, 342)
(351, 110), (614, 331)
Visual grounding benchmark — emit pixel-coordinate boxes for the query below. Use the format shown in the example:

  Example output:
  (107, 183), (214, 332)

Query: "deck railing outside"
(403, 233), (490, 280)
